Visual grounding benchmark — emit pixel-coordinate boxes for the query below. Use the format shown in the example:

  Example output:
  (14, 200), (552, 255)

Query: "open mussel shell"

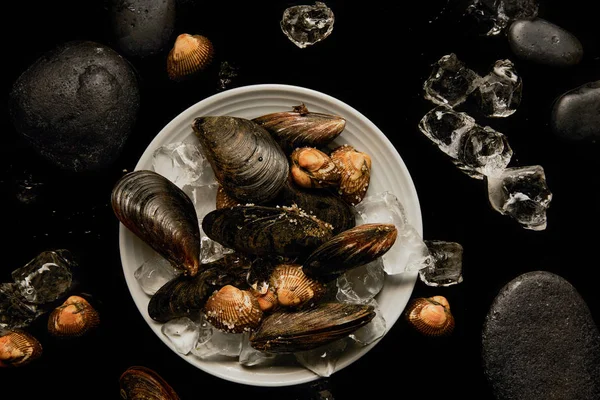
(270, 264), (326, 308)
(303, 223), (398, 281)
(331, 144), (372, 206)
(290, 147), (341, 189)
(192, 116), (289, 204)
(203, 285), (263, 333)
(120, 366), (180, 400)
(405, 296), (455, 336)
(0, 329), (42, 367)
(250, 302), (375, 353)
(111, 170), (201, 277)
(252, 103), (346, 153)
(47, 295), (100, 337)
(148, 254), (250, 323)
(167, 33), (214, 81)
(202, 205), (334, 257)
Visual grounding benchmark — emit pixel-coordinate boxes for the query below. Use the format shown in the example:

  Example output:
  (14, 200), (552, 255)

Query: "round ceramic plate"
(119, 83), (422, 387)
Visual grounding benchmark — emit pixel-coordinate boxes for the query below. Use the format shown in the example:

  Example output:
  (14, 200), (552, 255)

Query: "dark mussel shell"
(249, 302), (375, 353)
(192, 116), (289, 204)
(119, 366), (179, 400)
(111, 170), (201, 277)
(252, 104), (346, 153)
(148, 254), (250, 323)
(276, 176), (355, 235)
(303, 223), (398, 281)
(202, 205), (334, 257)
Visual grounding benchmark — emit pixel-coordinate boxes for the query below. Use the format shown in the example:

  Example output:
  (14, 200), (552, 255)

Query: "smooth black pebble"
(551, 80), (600, 141)
(9, 41), (140, 173)
(508, 18), (583, 67)
(482, 271), (600, 400)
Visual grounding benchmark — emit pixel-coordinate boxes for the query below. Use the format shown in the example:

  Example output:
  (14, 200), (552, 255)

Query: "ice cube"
(474, 59), (522, 118)
(487, 165), (552, 230)
(418, 105), (477, 159)
(134, 252), (180, 296)
(161, 317), (200, 355)
(468, 0), (539, 36)
(11, 249), (74, 305)
(295, 338), (349, 377)
(423, 53), (483, 107)
(0, 283), (42, 330)
(280, 2), (335, 49)
(182, 182), (219, 221)
(151, 142), (215, 188)
(419, 241), (464, 287)
(217, 61), (239, 92)
(454, 124), (513, 179)
(199, 225), (235, 264)
(192, 328), (243, 359)
(336, 259), (385, 304)
(239, 333), (276, 367)
(349, 299), (386, 346)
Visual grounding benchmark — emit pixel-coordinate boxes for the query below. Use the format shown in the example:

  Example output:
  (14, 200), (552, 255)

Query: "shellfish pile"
(112, 104), (400, 366)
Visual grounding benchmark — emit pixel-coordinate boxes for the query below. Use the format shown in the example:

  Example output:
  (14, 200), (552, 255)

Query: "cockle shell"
(216, 185), (239, 209)
(111, 170), (201, 277)
(0, 330), (42, 367)
(330, 144), (372, 206)
(303, 223), (398, 281)
(254, 287), (279, 312)
(192, 116), (289, 204)
(119, 366), (180, 400)
(47, 295), (100, 337)
(202, 204), (334, 257)
(404, 296), (455, 336)
(290, 147), (341, 189)
(250, 302), (375, 353)
(253, 104), (346, 153)
(269, 264), (326, 308)
(203, 285), (263, 333)
(167, 33), (214, 81)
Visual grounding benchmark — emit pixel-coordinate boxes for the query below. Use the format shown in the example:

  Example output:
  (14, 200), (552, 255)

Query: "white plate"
(119, 83), (422, 387)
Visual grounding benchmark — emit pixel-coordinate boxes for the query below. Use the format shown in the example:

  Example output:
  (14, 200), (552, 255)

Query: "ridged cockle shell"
(47, 295), (100, 337)
(253, 104), (346, 153)
(0, 330), (42, 367)
(203, 285), (263, 333)
(216, 185), (239, 209)
(404, 296), (455, 336)
(290, 147), (341, 189)
(167, 33), (214, 81)
(119, 366), (180, 400)
(331, 144), (372, 206)
(269, 264), (326, 308)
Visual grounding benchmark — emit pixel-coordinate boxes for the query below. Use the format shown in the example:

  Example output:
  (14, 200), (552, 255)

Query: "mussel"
(252, 104), (346, 153)
(290, 147), (340, 189)
(303, 223), (398, 281)
(0, 329), (42, 367)
(148, 254), (250, 323)
(47, 295), (100, 337)
(111, 170), (201, 277)
(249, 302), (375, 353)
(331, 144), (372, 206)
(192, 116), (289, 204)
(202, 204), (334, 257)
(203, 285), (263, 333)
(120, 366), (179, 400)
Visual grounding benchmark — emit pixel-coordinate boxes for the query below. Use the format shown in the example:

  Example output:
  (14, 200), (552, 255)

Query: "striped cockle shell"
(0, 330), (42, 367)
(167, 33), (214, 81)
(404, 296), (455, 336)
(330, 144), (372, 206)
(47, 295), (100, 337)
(215, 185), (239, 209)
(290, 147), (341, 189)
(203, 285), (263, 333)
(269, 264), (326, 308)
(120, 366), (180, 400)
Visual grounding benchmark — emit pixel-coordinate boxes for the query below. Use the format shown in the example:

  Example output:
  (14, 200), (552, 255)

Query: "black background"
(1, 1), (598, 399)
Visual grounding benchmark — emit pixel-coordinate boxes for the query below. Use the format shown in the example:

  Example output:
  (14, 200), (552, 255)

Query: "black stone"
(9, 41), (140, 173)
(482, 271), (600, 400)
(507, 18), (584, 67)
(110, 0), (176, 58)
(551, 80), (600, 141)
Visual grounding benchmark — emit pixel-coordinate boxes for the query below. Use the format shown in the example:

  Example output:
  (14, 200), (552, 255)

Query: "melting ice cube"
(199, 225), (235, 264)
(280, 2), (335, 48)
(349, 299), (386, 346)
(182, 182), (219, 221)
(0, 283), (42, 330)
(161, 317), (200, 355)
(134, 251), (180, 296)
(419, 240), (464, 287)
(336, 259), (385, 304)
(487, 165), (552, 230)
(295, 338), (349, 377)
(151, 142), (215, 188)
(474, 59), (522, 118)
(239, 333), (276, 367)
(423, 53), (483, 107)
(454, 124), (513, 179)
(192, 328), (243, 359)
(418, 105), (477, 159)
(468, 0), (539, 36)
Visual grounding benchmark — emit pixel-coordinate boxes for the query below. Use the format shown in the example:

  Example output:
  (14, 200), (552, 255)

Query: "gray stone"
(551, 81), (600, 141)
(110, 0), (176, 58)
(482, 271), (600, 400)
(9, 41), (140, 172)
(508, 18), (583, 67)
